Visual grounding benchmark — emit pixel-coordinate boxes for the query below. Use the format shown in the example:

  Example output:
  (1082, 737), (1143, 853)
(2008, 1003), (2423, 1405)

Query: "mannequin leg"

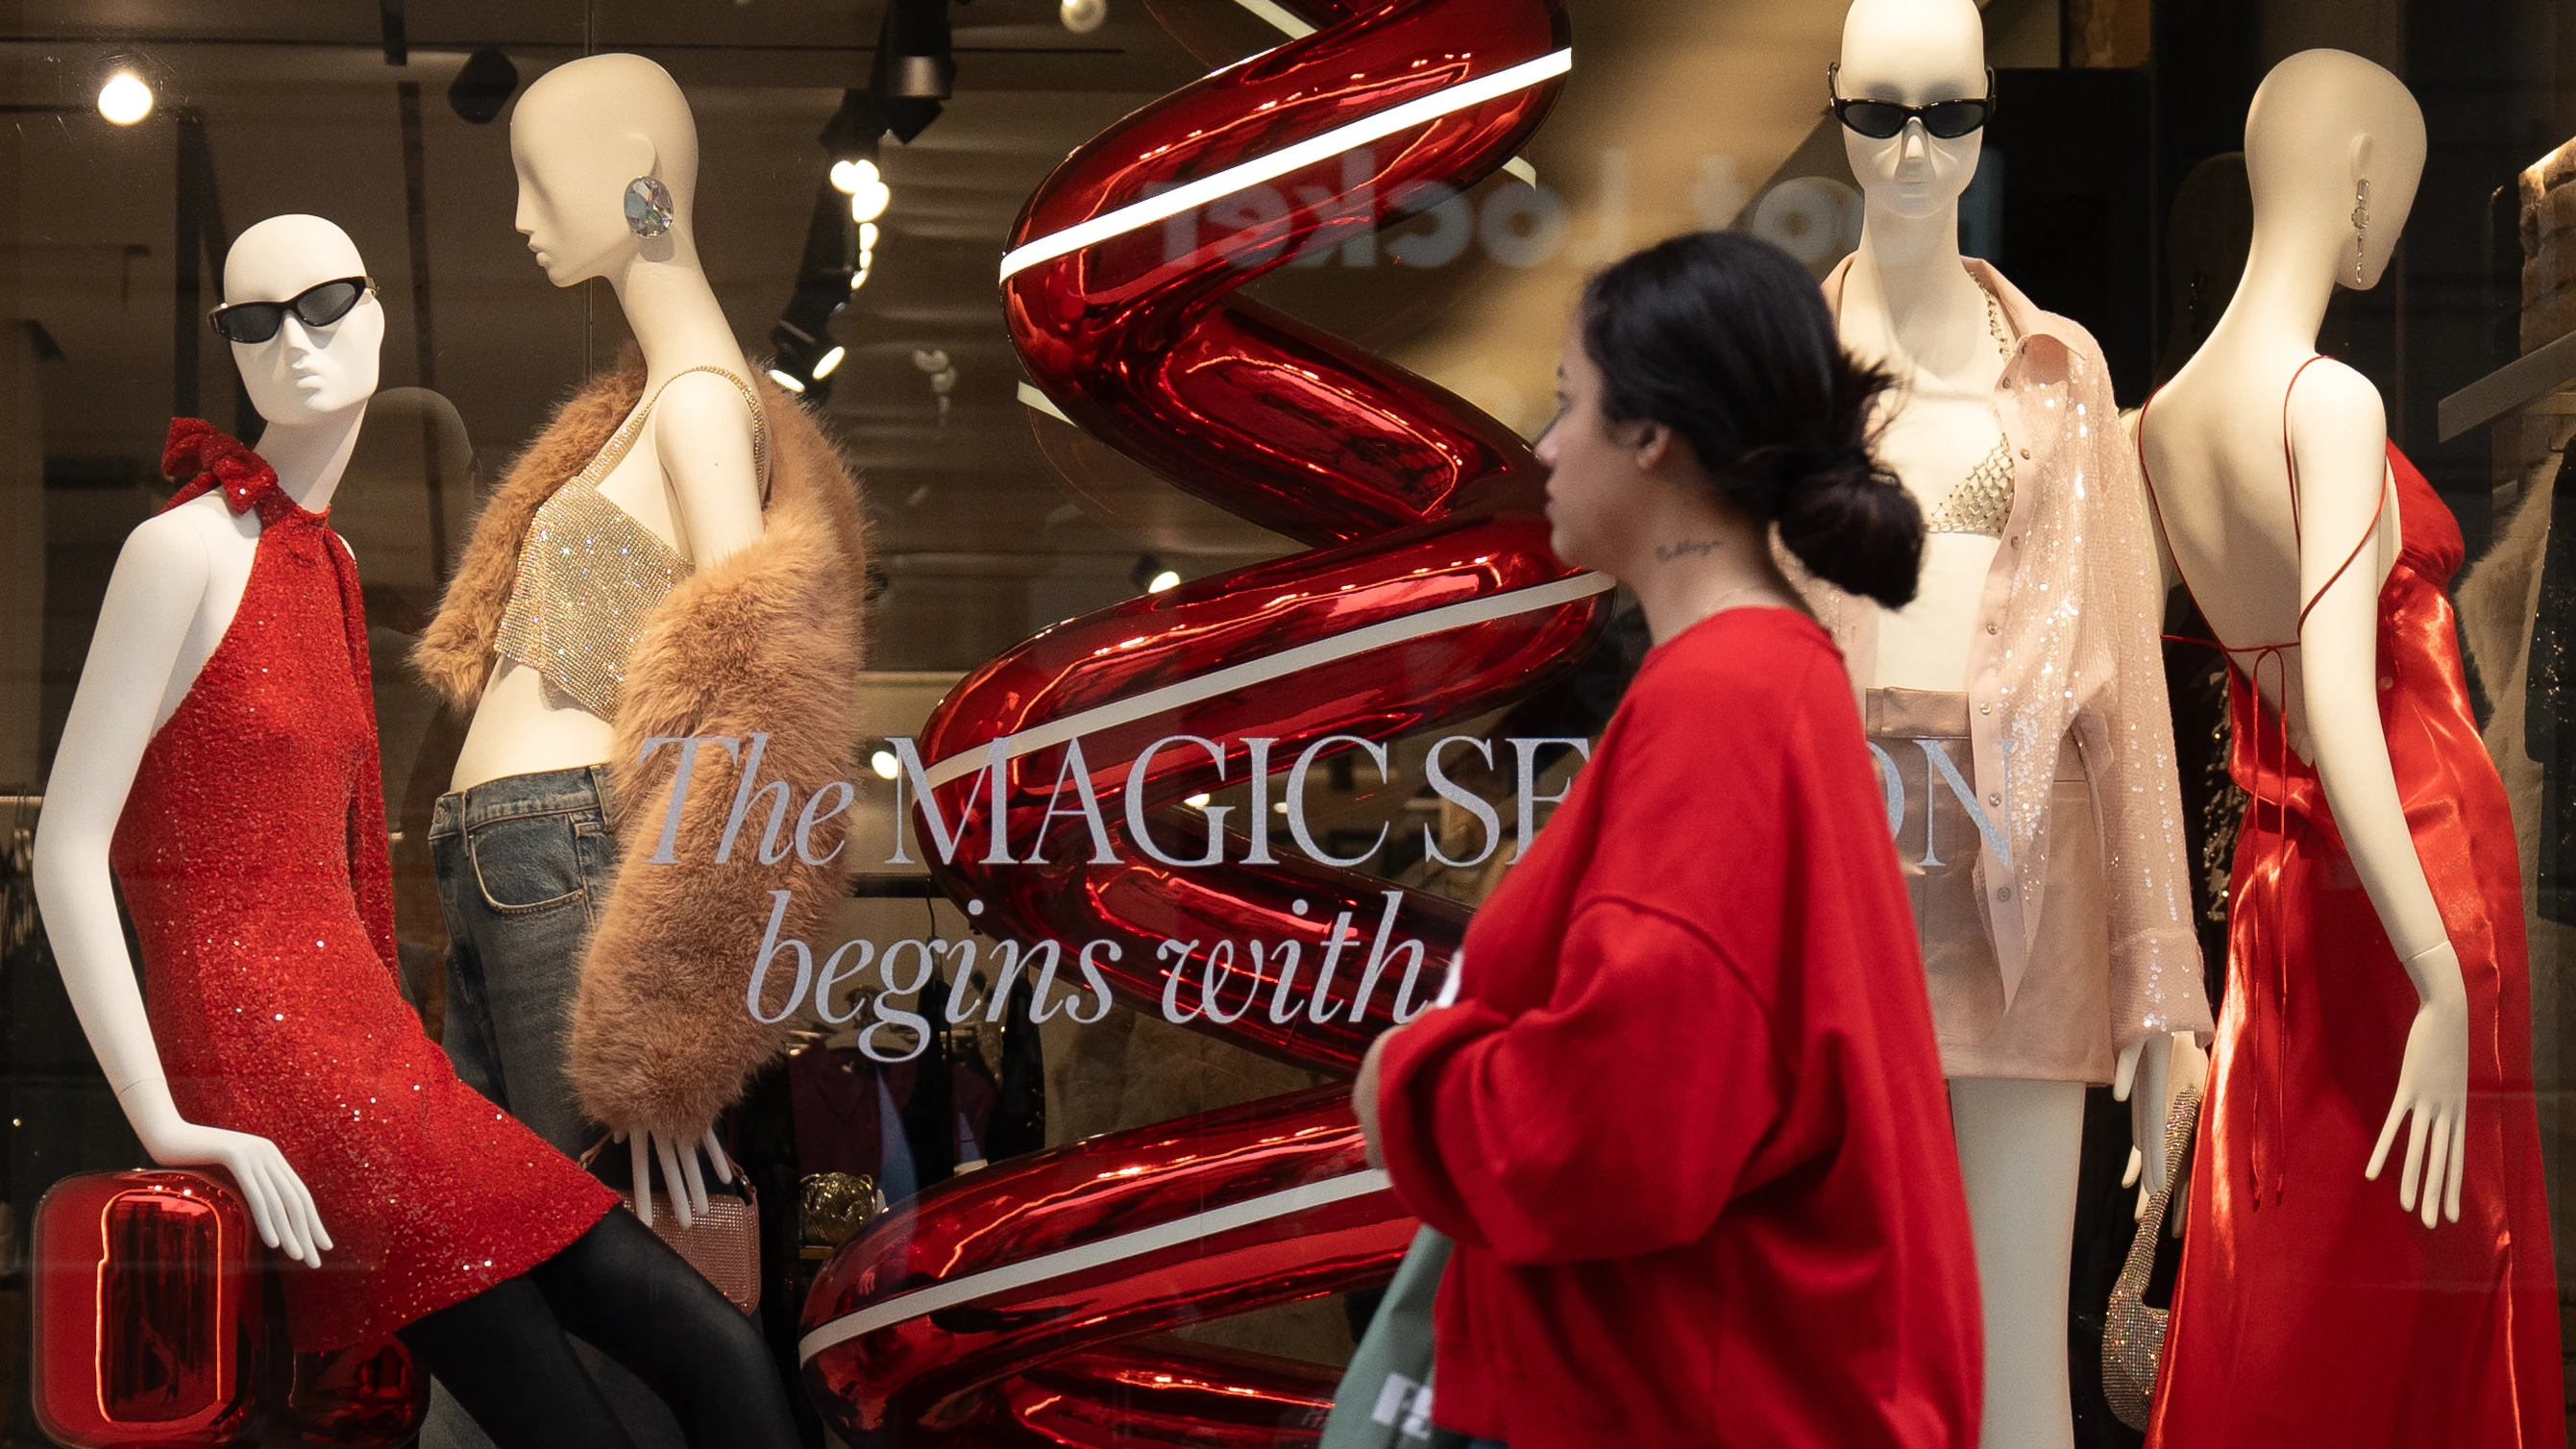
(396, 1277), (636, 1449)
(528, 1210), (802, 1449)
(1949, 1076), (2085, 1449)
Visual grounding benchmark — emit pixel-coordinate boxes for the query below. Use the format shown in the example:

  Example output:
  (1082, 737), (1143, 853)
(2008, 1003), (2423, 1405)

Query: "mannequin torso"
(1837, 250), (2010, 690)
(35, 214), (393, 1265)
(449, 58), (764, 794)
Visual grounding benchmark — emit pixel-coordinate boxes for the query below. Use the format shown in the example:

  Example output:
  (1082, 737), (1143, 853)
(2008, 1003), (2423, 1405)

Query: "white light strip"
(1016, 381), (1073, 425)
(1216, 2), (1532, 184)
(922, 571), (1612, 788)
(798, 1168), (1391, 1363)
(998, 47), (1573, 282)
(1228, 0), (1314, 37)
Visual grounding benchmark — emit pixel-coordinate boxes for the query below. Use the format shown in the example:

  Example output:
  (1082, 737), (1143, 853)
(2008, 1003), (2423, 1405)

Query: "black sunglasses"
(1827, 64), (1997, 140)
(209, 276), (375, 345)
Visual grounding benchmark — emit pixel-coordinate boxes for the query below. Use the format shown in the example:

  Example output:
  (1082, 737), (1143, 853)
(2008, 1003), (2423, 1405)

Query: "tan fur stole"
(415, 352), (869, 1140)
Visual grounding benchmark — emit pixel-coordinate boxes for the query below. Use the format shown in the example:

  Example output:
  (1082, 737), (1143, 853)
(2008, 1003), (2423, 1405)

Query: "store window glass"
(3, 0), (2576, 1444)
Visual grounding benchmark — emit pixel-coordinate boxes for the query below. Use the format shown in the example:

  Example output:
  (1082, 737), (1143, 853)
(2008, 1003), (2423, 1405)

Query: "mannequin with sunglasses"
(1799, 4), (2214, 1446)
(32, 213), (801, 1448)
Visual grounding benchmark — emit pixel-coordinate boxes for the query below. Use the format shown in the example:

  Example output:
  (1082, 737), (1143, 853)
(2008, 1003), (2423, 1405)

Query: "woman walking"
(1356, 232), (1981, 1448)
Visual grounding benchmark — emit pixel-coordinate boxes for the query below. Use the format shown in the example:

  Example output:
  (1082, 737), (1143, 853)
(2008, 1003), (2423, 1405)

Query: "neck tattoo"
(1654, 539), (1726, 563)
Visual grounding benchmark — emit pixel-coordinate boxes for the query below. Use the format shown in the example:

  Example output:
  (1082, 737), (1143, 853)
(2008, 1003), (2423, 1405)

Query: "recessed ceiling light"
(98, 70), (154, 126)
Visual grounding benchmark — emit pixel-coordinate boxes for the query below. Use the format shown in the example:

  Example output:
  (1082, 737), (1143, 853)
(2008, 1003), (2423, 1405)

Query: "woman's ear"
(1633, 421), (1676, 475)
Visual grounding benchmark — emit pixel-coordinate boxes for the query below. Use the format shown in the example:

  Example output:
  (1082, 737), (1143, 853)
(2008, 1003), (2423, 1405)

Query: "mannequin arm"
(619, 370), (765, 1223)
(2289, 365), (2467, 1227)
(654, 370), (765, 571)
(32, 515), (332, 1265)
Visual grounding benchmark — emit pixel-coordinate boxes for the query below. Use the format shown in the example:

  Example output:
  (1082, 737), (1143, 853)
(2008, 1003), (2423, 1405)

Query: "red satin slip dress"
(108, 421), (617, 1352)
(2139, 372), (2564, 1447)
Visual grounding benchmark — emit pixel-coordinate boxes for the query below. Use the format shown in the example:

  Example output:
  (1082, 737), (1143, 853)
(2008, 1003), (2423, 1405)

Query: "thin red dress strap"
(2280, 356), (2389, 633)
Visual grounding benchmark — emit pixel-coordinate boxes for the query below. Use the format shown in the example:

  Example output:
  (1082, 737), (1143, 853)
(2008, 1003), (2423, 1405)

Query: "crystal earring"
(2349, 179), (2370, 284)
(624, 175), (675, 239)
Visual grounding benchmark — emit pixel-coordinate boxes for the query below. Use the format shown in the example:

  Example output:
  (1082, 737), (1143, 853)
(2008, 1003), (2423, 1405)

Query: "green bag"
(1320, 1225), (1456, 1449)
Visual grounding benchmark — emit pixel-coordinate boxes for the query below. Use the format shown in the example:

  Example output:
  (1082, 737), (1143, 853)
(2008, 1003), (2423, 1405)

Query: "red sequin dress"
(2141, 412), (2563, 1445)
(109, 422), (617, 1352)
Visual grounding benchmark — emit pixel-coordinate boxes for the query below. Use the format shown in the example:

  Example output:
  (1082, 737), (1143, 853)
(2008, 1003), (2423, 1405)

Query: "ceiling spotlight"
(813, 345), (846, 380)
(859, 223), (880, 251)
(1148, 570), (1183, 593)
(97, 68), (153, 126)
(885, 0), (956, 101)
(765, 367), (808, 394)
(449, 45), (518, 124)
(849, 266), (871, 292)
(871, 749), (900, 781)
(1061, 0), (1108, 33)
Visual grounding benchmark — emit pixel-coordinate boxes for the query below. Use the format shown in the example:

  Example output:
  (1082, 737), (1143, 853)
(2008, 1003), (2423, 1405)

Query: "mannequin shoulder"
(2283, 356), (2387, 437)
(652, 368), (761, 444)
(97, 504), (219, 630)
(117, 498), (227, 582)
(2283, 360), (2389, 492)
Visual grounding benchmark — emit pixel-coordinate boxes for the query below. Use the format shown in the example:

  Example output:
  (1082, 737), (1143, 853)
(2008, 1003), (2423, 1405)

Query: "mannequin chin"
(222, 214), (381, 427)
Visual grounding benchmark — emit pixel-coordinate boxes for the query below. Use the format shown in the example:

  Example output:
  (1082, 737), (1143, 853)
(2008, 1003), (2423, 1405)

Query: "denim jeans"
(426, 766), (688, 1449)
(429, 764), (621, 1160)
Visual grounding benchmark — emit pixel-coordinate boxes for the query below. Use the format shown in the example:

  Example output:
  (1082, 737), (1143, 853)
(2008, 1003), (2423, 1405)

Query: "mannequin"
(32, 214), (801, 1448)
(449, 53), (765, 1221)
(2137, 50), (2564, 1448)
(414, 52), (867, 1244)
(35, 214), (376, 1263)
(1820, 4), (2211, 1446)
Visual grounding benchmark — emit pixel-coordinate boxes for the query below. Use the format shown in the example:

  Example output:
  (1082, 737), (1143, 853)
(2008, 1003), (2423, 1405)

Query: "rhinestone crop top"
(493, 365), (769, 720)
(1921, 285), (2017, 538)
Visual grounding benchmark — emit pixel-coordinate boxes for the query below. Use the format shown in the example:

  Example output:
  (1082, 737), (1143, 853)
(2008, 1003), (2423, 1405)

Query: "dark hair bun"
(1776, 451), (1924, 610)
(1578, 231), (1926, 612)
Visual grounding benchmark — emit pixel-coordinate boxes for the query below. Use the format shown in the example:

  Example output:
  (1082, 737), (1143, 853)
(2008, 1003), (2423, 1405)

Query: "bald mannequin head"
(2245, 49), (2424, 291)
(509, 53), (702, 286)
(1835, 0), (1988, 221)
(222, 214), (381, 424)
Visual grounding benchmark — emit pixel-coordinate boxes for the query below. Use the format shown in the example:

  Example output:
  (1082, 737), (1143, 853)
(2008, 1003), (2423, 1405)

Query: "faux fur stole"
(414, 349), (869, 1140)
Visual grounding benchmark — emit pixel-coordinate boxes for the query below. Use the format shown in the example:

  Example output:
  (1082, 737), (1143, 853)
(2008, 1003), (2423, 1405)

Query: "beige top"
(493, 365), (769, 720)
(1803, 258), (2211, 1057)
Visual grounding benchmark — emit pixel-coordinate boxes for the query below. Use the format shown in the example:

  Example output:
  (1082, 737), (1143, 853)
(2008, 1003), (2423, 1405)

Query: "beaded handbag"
(2102, 1085), (2202, 1430)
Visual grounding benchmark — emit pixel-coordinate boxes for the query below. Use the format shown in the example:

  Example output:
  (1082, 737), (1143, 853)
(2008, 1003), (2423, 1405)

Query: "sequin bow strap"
(159, 418), (298, 524)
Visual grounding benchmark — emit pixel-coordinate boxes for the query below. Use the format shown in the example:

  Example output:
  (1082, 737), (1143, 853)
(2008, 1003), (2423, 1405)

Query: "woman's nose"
(1901, 121), (1928, 166)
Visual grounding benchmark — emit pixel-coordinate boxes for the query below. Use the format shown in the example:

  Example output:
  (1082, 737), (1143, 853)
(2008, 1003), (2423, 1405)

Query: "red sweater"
(1374, 606), (1980, 1447)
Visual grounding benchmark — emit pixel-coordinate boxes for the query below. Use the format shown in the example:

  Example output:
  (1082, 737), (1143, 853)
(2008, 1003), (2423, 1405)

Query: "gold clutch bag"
(630, 1182), (761, 1314)
(579, 1138), (762, 1314)
(2102, 1084), (2200, 1431)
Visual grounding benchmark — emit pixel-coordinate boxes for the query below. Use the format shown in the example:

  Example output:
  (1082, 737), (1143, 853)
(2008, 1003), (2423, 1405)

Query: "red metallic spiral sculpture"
(803, 2), (1596, 1441)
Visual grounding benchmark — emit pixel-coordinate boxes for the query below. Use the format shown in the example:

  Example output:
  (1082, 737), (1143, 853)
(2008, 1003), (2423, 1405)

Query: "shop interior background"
(2, 0), (2576, 1442)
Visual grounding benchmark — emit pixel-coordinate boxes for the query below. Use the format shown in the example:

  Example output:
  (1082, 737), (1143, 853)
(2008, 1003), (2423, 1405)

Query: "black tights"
(395, 1209), (798, 1449)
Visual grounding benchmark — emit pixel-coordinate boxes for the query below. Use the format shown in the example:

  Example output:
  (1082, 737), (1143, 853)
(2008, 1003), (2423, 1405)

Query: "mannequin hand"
(616, 1124), (734, 1230)
(138, 1117), (332, 1268)
(2117, 1032), (2208, 1232)
(2366, 972), (2470, 1228)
